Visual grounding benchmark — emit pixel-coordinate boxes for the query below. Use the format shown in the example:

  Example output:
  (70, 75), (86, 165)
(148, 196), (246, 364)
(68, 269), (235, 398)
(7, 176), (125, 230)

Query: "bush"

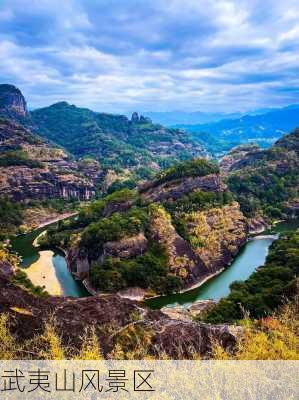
(0, 198), (23, 239)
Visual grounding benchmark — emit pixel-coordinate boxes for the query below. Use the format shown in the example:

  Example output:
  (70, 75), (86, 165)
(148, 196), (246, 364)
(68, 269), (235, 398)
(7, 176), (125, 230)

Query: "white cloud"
(0, 0), (298, 112)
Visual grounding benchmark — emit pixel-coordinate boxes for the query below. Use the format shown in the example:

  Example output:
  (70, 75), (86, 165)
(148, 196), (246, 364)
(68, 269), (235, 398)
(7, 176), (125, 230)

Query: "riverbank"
(20, 206), (78, 233)
(24, 250), (63, 296)
(35, 211), (78, 230)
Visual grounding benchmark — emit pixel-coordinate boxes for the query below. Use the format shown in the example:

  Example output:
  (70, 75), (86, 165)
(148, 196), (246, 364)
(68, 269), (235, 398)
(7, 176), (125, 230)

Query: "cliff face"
(149, 202), (248, 288)
(182, 202), (248, 273)
(0, 84), (28, 119)
(0, 118), (100, 201)
(140, 173), (225, 203)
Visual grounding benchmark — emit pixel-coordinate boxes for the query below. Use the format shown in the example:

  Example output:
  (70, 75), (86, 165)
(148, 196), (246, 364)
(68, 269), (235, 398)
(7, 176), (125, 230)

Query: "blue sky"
(0, 0), (299, 113)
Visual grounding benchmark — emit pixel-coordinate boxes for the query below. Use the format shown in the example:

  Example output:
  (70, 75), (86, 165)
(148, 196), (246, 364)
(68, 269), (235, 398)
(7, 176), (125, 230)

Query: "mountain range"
(173, 105), (299, 156)
(1, 84), (204, 168)
(141, 110), (242, 125)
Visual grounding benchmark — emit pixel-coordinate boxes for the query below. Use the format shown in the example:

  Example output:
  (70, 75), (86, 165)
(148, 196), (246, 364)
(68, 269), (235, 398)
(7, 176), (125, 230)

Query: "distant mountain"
(176, 105), (299, 156)
(30, 102), (205, 177)
(141, 111), (241, 126)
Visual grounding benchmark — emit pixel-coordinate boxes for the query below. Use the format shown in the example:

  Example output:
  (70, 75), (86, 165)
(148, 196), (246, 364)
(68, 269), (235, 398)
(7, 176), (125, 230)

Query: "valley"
(0, 83), (298, 360)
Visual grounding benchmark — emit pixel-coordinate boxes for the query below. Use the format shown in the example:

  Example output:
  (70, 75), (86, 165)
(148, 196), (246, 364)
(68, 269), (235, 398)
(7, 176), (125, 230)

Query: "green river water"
(11, 224), (88, 297)
(11, 219), (299, 305)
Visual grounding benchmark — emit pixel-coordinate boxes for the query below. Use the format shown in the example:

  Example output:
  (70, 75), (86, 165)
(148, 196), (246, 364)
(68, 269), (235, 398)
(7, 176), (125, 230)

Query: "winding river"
(11, 219), (298, 305)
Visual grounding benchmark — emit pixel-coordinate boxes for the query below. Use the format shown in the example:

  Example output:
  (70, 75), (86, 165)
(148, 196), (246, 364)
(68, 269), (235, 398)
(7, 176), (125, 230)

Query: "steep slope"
(222, 128), (299, 220)
(0, 118), (101, 201)
(0, 84), (29, 120)
(31, 102), (205, 175)
(40, 158), (248, 297)
(177, 105), (299, 156)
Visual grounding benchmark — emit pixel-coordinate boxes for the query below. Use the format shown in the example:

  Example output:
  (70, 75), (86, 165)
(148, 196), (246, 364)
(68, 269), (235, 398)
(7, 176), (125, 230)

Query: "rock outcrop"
(0, 118), (100, 201)
(220, 144), (261, 174)
(149, 204), (206, 282)
(183, 202), (248, 274)
(66, 245), (90, 279)
(149, 202), (248, 288)
(103, 233), (148, 259)
(0, 267), (240, 358)
(0, 84), (28, 119)
(140, 173), (225, 203)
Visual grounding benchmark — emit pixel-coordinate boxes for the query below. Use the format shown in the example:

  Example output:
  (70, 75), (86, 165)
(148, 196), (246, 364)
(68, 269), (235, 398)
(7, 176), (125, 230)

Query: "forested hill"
(223, 128), (299, 220)
(30, 101), (205, 175)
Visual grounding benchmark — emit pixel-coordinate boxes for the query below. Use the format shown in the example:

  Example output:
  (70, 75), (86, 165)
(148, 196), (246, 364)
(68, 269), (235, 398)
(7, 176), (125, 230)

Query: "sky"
(0, 0), (299, 113)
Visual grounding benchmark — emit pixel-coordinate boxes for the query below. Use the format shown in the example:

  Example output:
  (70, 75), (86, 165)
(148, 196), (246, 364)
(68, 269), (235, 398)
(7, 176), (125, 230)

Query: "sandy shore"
(23, 250), (63, 296)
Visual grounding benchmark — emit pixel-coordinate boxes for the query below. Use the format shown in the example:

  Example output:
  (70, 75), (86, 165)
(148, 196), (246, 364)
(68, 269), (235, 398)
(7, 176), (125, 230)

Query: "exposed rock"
(219, 144), (261, 174)
(0, 118), (98, 201)
(143, 316), (240, 358)
(141, 173), (226, 203)
(67, 232), (148, 280)
(66, 245), (90, 279)
(117, 287), (147, 301)
(161, 300), (217, 322)
(139, 115), (152, 124)
(0, 254), (16, 279)
(284, 198), (299, 217)
(0, 166), (95, 201)
(103, 232), (148, 259)
(183, 202), (248, 274)
(248, 216), (268, 234)
(102, 199), (134, 218)
(0, 269), (240, 358)
(188, 299), (218, 316)
(0, 84), (28, 118)
(149, 204), (207, 283)
(148, 202), (248, 288)
(131, 112), (139, 123)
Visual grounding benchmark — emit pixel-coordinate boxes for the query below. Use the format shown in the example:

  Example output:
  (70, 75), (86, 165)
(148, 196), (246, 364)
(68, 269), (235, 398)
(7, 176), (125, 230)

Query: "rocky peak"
(131, 111), (139, 123)
(131, 112), (152, 124)
(0, 84), (28, 118)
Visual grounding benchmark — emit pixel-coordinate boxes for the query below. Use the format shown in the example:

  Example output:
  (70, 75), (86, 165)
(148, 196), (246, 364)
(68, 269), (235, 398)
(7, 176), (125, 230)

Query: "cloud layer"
(0, 0), (299, 113)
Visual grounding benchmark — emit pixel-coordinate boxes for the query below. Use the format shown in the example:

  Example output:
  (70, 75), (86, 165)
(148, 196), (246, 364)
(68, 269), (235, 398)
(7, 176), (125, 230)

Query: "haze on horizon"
(0, 0), (299, 114)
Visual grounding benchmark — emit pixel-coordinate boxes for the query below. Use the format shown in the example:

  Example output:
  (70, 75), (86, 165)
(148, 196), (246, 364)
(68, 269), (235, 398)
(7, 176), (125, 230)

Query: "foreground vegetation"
(0, 299), (297, 360)
(0, 198), (23, 240)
